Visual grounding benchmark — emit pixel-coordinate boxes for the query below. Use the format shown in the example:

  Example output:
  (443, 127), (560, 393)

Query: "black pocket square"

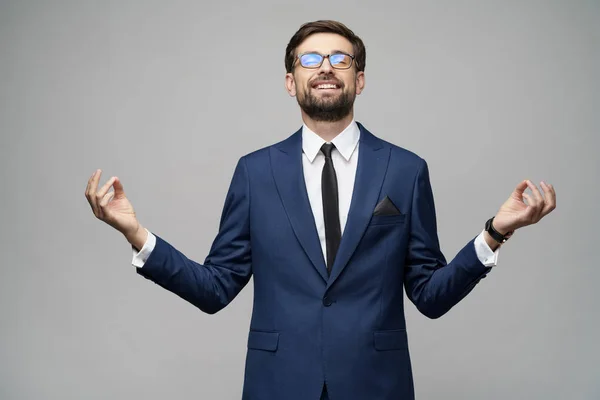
(373, 196), (401, 216)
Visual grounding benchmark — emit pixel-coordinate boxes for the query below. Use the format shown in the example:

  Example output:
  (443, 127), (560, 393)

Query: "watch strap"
(485, 217), (513, 243)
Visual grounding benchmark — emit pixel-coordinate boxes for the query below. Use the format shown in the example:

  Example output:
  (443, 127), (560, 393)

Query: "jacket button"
(323, 296), (333, 307)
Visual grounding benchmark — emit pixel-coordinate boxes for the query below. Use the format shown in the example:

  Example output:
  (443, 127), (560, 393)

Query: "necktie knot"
(321, 143), (335, 159)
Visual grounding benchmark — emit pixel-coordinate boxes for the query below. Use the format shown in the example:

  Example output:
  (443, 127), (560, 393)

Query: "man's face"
(286, 33), (365, 122)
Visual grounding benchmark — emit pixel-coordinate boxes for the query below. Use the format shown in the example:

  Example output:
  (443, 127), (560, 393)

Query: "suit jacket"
(137, 123), (491, 400)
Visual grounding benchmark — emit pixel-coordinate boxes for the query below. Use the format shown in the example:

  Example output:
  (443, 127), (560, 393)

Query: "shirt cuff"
(131, 229), (156, 268)
(474, 230), (499, 267)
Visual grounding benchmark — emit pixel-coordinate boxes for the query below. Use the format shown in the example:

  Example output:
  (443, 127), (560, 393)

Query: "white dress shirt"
(132, 120), (498, 268)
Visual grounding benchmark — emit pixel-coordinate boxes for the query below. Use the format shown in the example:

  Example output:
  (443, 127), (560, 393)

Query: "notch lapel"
(270, 129), (329, 282)
(327, 124), (390, 288)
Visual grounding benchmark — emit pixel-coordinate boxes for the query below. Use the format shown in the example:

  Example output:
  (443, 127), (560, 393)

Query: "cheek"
(297, 81), (311, 96)
(341, 74), (355, 90)
(344, 80), (355, 92)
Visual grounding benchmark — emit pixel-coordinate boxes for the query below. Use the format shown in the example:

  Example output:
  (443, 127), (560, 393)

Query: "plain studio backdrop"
(1, 1), (598, 399)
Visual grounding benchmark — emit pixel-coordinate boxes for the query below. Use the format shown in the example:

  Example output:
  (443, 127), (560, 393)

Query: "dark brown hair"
(285, 20), (366, 73)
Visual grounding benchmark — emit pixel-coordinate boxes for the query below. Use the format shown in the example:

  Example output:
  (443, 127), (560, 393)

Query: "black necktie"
(321, 143), (341, 275)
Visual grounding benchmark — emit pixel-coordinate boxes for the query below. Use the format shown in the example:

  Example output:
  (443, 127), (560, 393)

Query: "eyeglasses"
(296, 52), (355, 70)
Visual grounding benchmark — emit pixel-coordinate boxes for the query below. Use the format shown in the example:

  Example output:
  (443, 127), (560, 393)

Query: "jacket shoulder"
(238, 128), (300, 164)
(386, 140), (424, 166)
(366, 130), (425, 169)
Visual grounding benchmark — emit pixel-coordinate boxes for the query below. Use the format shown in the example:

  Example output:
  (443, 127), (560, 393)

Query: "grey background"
(1, 0), (598, 399)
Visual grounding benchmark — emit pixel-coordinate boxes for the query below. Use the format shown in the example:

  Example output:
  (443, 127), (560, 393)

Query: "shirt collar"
(302, 120), (360, 163)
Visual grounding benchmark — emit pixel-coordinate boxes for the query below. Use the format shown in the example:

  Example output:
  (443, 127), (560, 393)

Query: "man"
(85, 20), (555, 400)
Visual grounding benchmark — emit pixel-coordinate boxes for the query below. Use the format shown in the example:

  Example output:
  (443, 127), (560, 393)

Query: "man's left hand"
(492, 180), (557, 236)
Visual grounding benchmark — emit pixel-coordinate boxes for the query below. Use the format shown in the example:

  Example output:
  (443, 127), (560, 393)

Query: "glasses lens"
(300, 53), (323, 68)
(330, 54), (352, 69)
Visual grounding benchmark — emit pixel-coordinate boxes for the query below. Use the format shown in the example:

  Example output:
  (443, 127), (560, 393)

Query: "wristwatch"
(485, 217), (514, 244)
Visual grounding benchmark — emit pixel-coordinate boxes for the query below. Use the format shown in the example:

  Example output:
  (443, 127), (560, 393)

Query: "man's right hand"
(85, 169), (147, 250)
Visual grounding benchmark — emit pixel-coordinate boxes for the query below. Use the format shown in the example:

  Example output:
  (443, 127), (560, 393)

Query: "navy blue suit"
(137, 123), (491, 399)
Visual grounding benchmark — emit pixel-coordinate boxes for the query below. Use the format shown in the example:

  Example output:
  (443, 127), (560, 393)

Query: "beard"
(296, 85), (355, 122)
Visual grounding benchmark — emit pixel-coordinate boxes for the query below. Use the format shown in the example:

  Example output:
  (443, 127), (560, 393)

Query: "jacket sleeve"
(136, 157), (252, 314)
(403, 159), (491, 319)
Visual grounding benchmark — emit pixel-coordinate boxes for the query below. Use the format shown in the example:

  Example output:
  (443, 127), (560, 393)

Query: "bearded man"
(85, 20), (556, 400)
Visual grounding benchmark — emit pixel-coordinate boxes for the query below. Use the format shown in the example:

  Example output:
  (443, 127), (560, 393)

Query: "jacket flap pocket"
(248, 330), (279, 352)
(373, 329), (408, 351)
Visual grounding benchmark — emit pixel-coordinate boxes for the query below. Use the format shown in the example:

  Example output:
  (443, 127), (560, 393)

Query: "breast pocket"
(369, 214), (406, 226)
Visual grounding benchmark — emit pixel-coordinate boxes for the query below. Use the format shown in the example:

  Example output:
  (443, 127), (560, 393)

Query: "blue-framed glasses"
(296, 52), (355, 70)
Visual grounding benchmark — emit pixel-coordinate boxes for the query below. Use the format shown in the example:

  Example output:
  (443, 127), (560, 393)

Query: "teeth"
(316, 84), (337, 89)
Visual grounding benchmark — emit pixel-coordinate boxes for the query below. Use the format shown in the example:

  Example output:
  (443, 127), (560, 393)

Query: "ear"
(285, 73), (297, 97)
(355, 71), (365, 95)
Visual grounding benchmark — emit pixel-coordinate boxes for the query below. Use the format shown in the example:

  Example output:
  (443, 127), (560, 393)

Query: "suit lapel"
(327, 123), (390, 288)
(270, 129), (329, 282)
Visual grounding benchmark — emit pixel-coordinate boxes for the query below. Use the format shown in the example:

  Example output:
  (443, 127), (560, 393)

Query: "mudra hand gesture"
(491, 180), (556, 238)
(84, 169), (147, 247)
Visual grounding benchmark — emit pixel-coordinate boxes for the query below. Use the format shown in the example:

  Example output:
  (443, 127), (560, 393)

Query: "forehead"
(296, 32), (354, 54)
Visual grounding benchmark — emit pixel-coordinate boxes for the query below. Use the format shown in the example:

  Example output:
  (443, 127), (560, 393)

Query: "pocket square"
(373, 196), (401, 216)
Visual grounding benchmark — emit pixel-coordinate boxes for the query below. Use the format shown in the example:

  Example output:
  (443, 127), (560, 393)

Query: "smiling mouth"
(313, 83), (341, 90)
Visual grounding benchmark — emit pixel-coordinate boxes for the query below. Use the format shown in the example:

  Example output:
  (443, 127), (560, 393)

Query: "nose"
(318, 55), (334, 74)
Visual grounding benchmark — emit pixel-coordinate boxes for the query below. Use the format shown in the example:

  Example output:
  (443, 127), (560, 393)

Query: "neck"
(301, 111), (354, 142)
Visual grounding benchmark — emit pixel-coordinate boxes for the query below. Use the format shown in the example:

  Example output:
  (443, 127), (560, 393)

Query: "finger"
(521, 192), (538, 221)
(540, 181), (556, 215)
(513, 180), (529, 200)
(94, 177), (117, 218)
(95, 176), (116, 201)
(85, 169), (100, 203)
(88, 169), (102, 215)
(545, 182), (556, 199)
(549, 183), (557, 205)
(526, 180), (544, 204)
(85, 169), (97, 197)
(113, 177), (125, 199)
(526, 180), (545, 220)
(98, 191), (115, 218)
(86, 169), (102, 217)
(90, 169), (102, 193)
(538, 183), (550, 216)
